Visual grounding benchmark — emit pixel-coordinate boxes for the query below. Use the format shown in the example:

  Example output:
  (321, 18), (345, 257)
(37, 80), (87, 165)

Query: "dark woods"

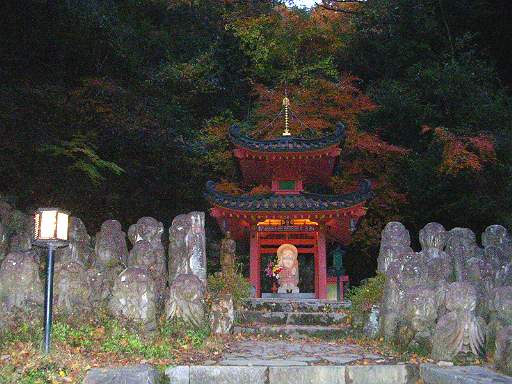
(1, 0), (511, 283)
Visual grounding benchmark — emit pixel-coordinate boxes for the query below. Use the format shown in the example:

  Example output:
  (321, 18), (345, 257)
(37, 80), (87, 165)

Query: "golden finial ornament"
(282, 96), (291, 136)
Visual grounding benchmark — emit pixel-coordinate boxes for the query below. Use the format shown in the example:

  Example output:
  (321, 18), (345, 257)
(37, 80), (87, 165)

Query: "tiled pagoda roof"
(229, 123), (346, 152)
(205, 180), (373, 212)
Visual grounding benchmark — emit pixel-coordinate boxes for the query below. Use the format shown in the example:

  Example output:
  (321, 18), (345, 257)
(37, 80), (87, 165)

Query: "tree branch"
(316, 0), (365, 14)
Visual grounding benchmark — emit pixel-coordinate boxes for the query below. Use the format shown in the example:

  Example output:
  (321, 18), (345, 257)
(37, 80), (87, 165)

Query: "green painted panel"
(279, 180), (296, 190)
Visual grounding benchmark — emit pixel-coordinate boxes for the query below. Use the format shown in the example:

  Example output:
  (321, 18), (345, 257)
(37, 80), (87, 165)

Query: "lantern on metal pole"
(332, 245), (346, 301)
(33, 208), (70, 354)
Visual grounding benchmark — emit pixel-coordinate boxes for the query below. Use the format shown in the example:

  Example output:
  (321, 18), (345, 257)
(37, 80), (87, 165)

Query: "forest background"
(1, 0), (511, 282)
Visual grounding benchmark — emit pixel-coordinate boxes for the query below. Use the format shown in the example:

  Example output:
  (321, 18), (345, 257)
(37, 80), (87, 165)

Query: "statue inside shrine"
(277, 243), (299, 293)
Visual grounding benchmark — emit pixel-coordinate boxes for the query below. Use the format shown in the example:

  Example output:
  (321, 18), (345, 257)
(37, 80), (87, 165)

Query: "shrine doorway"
(250, 229), (328, 299)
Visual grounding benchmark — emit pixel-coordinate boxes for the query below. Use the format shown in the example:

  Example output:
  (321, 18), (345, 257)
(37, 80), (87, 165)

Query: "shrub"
(207, 270), (251, 309)
(347, 273), (386, 323)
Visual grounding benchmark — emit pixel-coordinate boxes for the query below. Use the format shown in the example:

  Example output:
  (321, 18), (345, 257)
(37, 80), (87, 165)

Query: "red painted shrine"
(205, 117), (373, 299)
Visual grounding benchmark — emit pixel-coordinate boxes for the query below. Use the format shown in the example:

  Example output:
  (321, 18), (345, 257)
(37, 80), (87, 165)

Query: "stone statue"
(397, 285), (440, 352)
(127, 217), (166, 304)
(94, 220), (128, 269)
(189, 213), (207, 284)
(377, 222), (413, 273)
(446, 228), (482, 281)
(488, 286), (512, 354)
(432, 282), (486, 360)
(381, 256), (411, 342)
(109, 267), (157, 332)
(277, 243), (299, 294)
(168, 212), (207, 286)
(6, 210), (33, 255)
(56, 217), (93, 266)
(9, 232), (32, 253)
(496, 326), (512, 375)
(210, 293), (234, 335)
(54, 261), (93, 315)
(128, 217), (164, 246)
(165, 273), (206, 329)
(0, 222), (8, 265)
(0, 250), (43, 316)
(91, 219), (128, 305)
(220, 231), (236, 277)
(497, 263), (512, 287)
(0, 201), (12, 223)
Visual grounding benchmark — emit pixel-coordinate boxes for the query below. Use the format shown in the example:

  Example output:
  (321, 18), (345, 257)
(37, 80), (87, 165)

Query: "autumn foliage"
(430, 127), (496, 175)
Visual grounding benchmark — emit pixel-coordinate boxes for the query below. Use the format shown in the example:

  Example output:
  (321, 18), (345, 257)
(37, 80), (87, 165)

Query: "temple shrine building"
(205, 107), (373, 299)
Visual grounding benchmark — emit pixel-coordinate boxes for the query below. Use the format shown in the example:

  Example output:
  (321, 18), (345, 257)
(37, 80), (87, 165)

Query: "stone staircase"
(234, 298), (353, 339)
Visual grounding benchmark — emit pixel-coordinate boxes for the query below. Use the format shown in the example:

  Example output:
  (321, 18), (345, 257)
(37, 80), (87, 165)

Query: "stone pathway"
(217, 339), (389, 366)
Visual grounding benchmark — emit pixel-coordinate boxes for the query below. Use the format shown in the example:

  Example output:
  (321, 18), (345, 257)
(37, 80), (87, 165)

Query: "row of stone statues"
(0, 201), (223, 334)
(376, 221), (512, 373)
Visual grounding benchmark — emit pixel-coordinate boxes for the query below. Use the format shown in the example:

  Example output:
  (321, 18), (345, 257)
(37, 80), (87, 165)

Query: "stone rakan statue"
(431, 282), (486, 360)
(220, 231), (236, 277)
(277, 243), (299, 294)
(165, 273), (206, 329)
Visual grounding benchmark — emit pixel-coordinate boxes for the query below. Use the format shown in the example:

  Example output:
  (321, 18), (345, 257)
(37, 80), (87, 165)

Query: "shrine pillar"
(317, 231), (327, 299)
(249, 231), (261, 298)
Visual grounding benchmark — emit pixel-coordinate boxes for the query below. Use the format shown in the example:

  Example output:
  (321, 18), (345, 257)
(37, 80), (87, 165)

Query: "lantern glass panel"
(56, 212), (69, 240)
(34, 213), (40, 240)
(40, 210), (57, 239)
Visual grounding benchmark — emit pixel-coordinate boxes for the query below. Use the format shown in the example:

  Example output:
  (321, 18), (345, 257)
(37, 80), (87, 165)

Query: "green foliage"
(160, 319), (210, 349)
(99, 319), (173, 359)
(207, 270), (252, 308)
(42, 134), (124, 185)
(0, 362), (62, 384)
(347, 273), (386, 318)
(0, 321), (42, 349)
(53, 322), (96, 349)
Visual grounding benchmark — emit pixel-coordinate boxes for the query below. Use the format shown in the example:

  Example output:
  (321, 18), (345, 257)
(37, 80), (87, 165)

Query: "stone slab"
(269, 366), (345, 384)
(166, 366), (189, 384)
(233, 324), (351, 339)
(243, 298), (351, 313)
(321, 355), (364, 365)
(189, 366), (267, 384)
(263, 293), (316, 299)
(218, 358), (309, 366)
(346, 364), (419, 384)
(237, 310), (349, 326)
(217, 340), (389, 368)
(420, 364), (512, 384)
(83, 364), (161, 384)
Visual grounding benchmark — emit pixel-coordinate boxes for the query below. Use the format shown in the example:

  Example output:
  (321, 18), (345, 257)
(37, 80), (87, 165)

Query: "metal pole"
(336, 275), (341, 301)
(43, 244), (55, 354)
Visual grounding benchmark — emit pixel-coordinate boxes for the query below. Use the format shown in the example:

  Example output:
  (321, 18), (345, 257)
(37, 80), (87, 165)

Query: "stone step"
(242, 298), (351, 313)
(233, 324), (353, 339)
(237, 310), (349, 326)
(420, 364), (512, 384)
(166, 364), (421, 384)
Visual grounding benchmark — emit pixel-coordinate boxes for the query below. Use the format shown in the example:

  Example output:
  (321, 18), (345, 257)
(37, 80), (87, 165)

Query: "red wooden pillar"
(249, 231), (261, 298)
(317, 231), (327, 299)
(314, 235), (319, 298)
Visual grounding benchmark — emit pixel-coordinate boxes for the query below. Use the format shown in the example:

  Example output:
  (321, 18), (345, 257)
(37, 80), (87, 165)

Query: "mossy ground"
(0, 313), (218, 384)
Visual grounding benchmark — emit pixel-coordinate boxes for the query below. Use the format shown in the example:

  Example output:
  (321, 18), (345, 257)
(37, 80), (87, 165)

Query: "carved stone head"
(277, 244), (298, 270)
(419, 222), (447, 251)
(482, 225), (511, 249)
(404, 286), (439, 332)
(381, 222), (411, 247)
(445, 282), (477, 313)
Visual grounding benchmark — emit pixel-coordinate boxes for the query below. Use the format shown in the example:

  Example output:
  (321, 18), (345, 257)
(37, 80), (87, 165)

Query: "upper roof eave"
(229, 122), (346, 153)
(204, 180), (373, 212)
